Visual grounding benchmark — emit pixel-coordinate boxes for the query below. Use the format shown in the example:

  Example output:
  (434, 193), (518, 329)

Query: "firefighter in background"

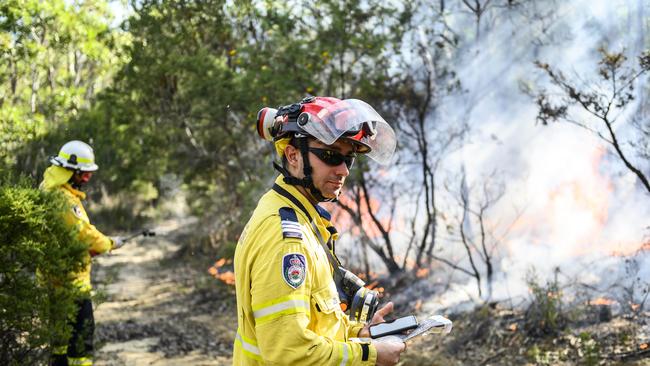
(233, 97), (406, 366)
(40, 140), (125, 366)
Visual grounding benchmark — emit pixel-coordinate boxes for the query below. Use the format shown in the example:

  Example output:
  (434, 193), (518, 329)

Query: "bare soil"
(92, 219), (236, 365)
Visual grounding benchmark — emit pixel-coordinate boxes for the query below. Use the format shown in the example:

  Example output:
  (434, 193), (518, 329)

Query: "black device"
(369, 315), (419, 339)
(337, 267), (379, 324)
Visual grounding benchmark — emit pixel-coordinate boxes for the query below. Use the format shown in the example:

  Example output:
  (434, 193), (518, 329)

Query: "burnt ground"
(399, 304), (650, 366)
(91, 219), (650, 365)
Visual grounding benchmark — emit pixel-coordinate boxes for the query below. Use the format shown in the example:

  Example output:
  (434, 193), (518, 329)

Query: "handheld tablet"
(369, 315), (419, 338)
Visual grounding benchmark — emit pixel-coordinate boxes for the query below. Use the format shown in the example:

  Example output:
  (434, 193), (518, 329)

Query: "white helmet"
(50, 140), (99, 172)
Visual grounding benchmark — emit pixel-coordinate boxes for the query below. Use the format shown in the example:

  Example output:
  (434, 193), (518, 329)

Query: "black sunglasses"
(308, 147), (356, 169)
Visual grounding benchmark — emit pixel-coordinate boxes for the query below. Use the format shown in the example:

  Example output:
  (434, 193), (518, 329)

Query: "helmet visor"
(300, 99), (396, 165)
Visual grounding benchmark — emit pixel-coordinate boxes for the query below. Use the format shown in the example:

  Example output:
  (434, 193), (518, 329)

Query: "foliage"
(577, 332), (601, 365)
(534, 48), (650, 194)
(1, 0), (418, 264)
(525, 332), (601, 365)
(0, 0), (127, 173)
(525, 344), (559, 365)
(0, 174), (87, 365)
(90, 0), (325, 250)
(2, 0), (416, 261)
(524, 268), (568, 337)
(26, 0), (411, 256)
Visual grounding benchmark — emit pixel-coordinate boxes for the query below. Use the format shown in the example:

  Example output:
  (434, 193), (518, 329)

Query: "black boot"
(50, 354), (69, 366)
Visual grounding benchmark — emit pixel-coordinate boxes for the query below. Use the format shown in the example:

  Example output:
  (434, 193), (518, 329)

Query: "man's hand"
(374, 339), (406, 366)
(111, 236), (126, 250)
(358, 302), (406, 364)
(358, 302), (395, 338)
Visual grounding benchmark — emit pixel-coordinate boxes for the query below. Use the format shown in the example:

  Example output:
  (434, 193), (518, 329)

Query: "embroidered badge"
(282, 253), (307, 289)
(279, 207), (302, 239)
(72, 205), (83, 218)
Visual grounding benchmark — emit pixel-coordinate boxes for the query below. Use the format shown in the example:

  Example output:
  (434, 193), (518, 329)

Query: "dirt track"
(92, 219), (235, 365)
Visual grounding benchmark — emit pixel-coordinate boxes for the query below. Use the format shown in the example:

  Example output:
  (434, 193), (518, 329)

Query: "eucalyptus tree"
(0, 0), (125, 173)
(51, 0), (416, 257)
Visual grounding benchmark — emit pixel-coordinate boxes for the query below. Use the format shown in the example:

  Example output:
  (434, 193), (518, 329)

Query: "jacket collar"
(62, 183), (86, 200)
(273, 176), (341, 251)
(274, 175), (335, 229)
(40, 165), (73, 191)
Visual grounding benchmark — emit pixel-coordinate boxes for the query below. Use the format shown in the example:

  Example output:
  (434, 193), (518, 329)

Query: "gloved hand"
(111, 236), (126, 250)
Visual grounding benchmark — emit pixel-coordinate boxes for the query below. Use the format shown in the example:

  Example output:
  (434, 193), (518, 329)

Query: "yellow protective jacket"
(233, 176), (376, 366)
(40, 166), (114, 291)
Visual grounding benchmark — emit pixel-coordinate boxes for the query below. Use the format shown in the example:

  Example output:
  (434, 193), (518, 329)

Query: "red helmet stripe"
(348, 129), (364, 140)
(257, 108), (268, 139)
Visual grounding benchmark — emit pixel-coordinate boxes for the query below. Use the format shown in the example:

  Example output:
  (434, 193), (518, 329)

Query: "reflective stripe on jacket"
(40, 166), (113, 291)
(233, 176), (375, 365)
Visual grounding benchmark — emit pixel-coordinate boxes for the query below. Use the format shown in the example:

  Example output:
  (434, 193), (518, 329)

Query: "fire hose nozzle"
(124, 229), (156, 241)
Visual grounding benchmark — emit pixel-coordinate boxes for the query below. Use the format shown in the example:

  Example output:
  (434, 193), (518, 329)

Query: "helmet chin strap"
(68, 170), (87, 190)
(69, 179), (85, 190)
(273, 137), (337, 203)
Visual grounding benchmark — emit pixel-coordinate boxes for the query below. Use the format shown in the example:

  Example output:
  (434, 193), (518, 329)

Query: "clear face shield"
(298, 99), (397, 165)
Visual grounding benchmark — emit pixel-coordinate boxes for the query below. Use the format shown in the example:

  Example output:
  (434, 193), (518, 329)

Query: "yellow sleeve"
(249, 217), (376, 365)
(78, 220), (113, 255)
(256, 315), (376, 365)
(348, 321), (366, 338)
(62, 202), (113, 255)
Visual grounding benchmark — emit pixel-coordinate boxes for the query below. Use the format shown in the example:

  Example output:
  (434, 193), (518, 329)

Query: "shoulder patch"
(71, 205), (84, 219)
(279, 207), (302, 239)
(282, 253), (307, 289)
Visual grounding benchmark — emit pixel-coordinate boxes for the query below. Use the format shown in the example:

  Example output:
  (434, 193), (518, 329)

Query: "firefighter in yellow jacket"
(234, 97), (405, 366)
(40, 140), (125, 366)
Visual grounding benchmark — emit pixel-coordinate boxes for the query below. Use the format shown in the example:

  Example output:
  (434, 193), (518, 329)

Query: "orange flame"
(208, 258), (236, 286)
(610, 238), (650, 256)
(331, 191), (398, 239)
(589, 297), (615, 306)
(546, 291), (560, 299)
(403, 258), (417, 270)
(366, 280), (379, 289)
(212, 258), (224, 268)
(504, 145), (648, 258)
(416, 268), (429, 278)
(414, 299), (422, 312)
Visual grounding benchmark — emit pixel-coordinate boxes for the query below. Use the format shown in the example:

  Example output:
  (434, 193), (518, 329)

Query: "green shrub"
(0, 174), (87, 365)
(524, 268), (568, 337)
(525, 344), (562, 365)
(577, 332), (600, 365)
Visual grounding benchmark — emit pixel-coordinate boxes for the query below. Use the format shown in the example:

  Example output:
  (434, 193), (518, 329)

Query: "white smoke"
(430, 0), (650, 307)
(333, 0), (650, 310)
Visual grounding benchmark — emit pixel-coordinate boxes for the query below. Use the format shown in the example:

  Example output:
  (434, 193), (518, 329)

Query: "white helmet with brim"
(50, 140), (99, 172)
